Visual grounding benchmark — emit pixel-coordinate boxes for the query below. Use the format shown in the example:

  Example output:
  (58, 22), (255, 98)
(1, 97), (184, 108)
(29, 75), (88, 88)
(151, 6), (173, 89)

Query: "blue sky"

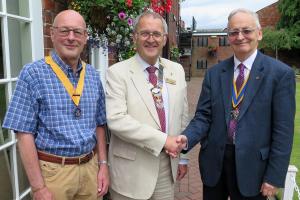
(181, 0), (278, 29)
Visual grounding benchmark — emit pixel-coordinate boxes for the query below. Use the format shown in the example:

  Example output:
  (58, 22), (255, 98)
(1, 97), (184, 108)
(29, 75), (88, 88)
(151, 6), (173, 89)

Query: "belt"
(37, 149), (96, 165)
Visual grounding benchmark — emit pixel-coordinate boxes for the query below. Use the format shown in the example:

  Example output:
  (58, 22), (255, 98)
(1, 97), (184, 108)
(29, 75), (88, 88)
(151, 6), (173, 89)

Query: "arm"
(17, 133), (53, 200)
(263, 68), (296, 188)
(96, 126), (109, 197)
(182, 71), (212, 151)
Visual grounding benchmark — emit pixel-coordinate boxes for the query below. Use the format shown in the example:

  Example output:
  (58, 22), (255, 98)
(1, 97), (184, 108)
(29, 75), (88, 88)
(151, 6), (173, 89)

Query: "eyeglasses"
(137, 31), (165, 40)
(227, 28), (256, 37)
(52, 26), (86, 38)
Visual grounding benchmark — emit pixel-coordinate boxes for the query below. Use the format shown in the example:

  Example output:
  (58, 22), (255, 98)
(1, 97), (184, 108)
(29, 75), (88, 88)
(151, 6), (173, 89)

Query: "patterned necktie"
(228, 63), (245, 143)
(146, 66), (166, 133)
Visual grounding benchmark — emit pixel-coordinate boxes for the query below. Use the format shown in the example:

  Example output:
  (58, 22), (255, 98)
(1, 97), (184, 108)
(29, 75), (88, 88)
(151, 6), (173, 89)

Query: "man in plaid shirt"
(2, 10), (109, 200)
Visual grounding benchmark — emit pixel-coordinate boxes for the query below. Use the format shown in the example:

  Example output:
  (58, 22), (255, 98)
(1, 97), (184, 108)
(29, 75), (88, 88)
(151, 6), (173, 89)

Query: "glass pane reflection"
(8, 18), (32, 78)
(7, 0), (30, 18)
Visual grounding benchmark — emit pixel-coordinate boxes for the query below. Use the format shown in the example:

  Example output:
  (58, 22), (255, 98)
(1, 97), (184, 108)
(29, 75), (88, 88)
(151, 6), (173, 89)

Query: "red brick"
(43, 0), (55, 10)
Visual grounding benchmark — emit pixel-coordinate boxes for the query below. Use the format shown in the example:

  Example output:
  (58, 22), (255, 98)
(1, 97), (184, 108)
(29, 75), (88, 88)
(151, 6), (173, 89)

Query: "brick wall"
(191, 35), (233, 77)
(42, 0), (68, 56)
(257, 2), (280, 28)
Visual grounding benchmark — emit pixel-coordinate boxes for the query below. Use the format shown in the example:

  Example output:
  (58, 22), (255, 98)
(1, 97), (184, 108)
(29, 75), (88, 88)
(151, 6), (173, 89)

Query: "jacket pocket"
(113, 144), (137, 161)
(260, 147), (270, 160)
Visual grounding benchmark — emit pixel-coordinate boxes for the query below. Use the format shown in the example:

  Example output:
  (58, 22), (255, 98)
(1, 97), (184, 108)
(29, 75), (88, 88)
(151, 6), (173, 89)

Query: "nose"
(236, 31), (245, 40)
(67, 30), (76, 40)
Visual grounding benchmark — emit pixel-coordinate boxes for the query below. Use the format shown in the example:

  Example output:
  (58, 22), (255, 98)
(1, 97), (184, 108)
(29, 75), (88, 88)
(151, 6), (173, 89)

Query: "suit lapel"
(161, 60), (176, 134)
(129, 57), (161, 127)
(220, 58), (234, 125)
(238, 52), (265, 120)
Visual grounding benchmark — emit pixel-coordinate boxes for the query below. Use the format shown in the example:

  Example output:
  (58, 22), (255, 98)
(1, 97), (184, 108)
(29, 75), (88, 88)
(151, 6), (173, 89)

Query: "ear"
(162, 34), (168, 46)
(257, 29), (263, 41)
(50, 27), (55, 42)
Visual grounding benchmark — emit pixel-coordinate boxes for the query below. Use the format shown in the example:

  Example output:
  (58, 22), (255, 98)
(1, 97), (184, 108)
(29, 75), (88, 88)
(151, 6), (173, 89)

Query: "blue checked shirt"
(3, 52), (106, 156)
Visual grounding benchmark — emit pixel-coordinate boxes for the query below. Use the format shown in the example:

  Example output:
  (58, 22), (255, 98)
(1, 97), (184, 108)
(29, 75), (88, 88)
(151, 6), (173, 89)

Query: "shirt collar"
(51, 51), (83, 74)
(136, 53), (159, 72)
(233, 49), (257, 72)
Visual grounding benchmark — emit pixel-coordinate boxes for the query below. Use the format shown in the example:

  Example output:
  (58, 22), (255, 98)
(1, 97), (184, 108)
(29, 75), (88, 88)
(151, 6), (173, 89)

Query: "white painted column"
(282, 165), (298, 200)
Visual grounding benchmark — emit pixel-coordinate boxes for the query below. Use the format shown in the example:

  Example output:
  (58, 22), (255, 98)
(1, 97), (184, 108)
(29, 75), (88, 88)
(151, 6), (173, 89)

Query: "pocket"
(260, 147), (270, 160)
(39, 160), (62, 179)
(113, 144), (137, 161)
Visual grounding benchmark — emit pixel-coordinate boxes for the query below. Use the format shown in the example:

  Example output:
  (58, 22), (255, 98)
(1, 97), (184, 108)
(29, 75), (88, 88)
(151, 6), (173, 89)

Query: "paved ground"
(175, 77), (204, 200)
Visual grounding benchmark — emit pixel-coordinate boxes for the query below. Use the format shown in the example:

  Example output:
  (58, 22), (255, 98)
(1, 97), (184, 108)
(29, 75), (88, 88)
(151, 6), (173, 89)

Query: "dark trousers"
(203, 145), (266, 200)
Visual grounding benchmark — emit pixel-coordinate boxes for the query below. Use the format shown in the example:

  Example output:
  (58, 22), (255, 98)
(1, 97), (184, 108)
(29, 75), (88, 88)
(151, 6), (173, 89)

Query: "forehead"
(228, 12), (257, 29)
(138, 15), (164, 31)
(55, 12), (85, 28)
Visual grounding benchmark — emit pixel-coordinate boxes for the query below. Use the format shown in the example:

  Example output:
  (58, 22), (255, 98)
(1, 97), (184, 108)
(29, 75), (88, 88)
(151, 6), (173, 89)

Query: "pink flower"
(127, 18), (133, 26)
(126, 0), (132, 7)
(118, 12), (126, 20)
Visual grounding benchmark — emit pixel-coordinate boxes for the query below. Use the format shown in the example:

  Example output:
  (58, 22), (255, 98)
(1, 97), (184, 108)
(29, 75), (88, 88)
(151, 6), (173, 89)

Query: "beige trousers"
(39, 155), (102, 200)
(110, 152), (174, 200)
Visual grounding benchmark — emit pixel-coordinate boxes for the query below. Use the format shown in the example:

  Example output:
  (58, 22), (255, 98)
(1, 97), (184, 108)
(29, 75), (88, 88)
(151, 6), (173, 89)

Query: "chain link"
(292, 175), (300, 200)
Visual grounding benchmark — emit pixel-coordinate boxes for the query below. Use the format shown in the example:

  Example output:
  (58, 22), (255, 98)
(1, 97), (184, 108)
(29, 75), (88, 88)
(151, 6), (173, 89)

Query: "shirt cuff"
(179, 158), (189, 165)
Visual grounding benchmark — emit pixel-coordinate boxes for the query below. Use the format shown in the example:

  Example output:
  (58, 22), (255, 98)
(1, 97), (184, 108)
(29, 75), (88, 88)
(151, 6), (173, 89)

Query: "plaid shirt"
(3, 52), (106, 156)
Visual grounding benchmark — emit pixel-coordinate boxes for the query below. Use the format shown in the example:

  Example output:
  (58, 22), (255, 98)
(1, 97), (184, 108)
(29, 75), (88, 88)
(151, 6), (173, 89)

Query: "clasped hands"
(164, 135), (187, 158)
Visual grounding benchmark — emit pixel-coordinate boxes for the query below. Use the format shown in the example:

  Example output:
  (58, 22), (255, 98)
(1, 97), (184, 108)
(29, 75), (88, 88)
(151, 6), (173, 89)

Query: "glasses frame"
(227, 28), (257, 38)
(136, 31), (166, 40)
(52, 26), (87, 38)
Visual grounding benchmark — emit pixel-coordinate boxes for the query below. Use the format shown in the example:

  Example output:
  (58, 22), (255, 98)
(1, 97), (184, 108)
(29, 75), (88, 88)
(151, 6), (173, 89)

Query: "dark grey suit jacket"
(183, 51), (295, 196)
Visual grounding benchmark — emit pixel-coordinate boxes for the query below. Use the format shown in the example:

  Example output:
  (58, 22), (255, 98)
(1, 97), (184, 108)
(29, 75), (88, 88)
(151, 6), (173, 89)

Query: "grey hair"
(227, 8), (261, 29)
(133, 10), (168, 34)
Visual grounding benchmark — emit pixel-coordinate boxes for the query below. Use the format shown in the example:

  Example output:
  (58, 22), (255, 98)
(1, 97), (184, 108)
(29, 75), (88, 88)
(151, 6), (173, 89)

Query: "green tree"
(259, 27), (292, 59)
(277, 0), (300, 49)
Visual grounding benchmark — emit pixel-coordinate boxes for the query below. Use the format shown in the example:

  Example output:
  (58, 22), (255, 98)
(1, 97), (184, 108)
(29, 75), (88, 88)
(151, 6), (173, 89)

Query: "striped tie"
(228, 63), (245, 143)
(147, 66), (166, 133)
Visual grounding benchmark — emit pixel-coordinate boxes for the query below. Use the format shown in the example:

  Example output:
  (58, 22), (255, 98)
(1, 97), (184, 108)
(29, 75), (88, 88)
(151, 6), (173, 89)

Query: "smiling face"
(51, 10), (87, 65)
(133, 15), (167, 65)
(227, 12), (262, 61)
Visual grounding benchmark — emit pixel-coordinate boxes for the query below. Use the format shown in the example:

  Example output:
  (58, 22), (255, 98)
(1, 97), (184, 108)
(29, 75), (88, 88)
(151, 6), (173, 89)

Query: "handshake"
(164, 135), (187, 158)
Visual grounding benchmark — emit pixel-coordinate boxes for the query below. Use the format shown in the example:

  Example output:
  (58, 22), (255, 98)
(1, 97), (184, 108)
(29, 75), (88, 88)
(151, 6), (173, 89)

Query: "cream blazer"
(106, 55), (189, 199)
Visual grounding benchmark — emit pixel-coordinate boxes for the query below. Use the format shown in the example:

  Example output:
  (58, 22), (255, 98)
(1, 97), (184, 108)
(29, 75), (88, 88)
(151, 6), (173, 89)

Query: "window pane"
(8, 18), (32, 78)
(0, 19), (4, 79)
(7, 0), (30, 18)
(0, 149), (13, 200)
(0, 84), (9, 143)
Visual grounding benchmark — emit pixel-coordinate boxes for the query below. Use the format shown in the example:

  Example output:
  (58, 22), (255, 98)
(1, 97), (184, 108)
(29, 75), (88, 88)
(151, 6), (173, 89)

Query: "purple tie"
(228, 63), (245, 143)
(147, 66), (166, 133)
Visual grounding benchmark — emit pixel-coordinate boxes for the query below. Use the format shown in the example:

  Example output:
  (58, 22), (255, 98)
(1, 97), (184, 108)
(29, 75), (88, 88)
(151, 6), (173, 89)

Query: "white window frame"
(0, 0), (43, 199)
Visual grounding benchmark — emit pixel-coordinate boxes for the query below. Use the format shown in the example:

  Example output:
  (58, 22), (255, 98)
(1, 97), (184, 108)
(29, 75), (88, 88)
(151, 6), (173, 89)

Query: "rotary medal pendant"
(74, 106), (82, 118)
(151, 86), (164, 109)
(231, 108), (239, 120)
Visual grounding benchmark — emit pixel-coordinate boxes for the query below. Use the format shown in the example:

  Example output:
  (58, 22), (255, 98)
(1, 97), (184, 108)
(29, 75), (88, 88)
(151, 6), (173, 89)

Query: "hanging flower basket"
(208, 45), (218, 57)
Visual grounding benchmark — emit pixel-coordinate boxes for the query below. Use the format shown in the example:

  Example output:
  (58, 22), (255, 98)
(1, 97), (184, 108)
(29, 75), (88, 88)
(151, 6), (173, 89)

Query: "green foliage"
(276, 0), (300, 49)
(170, 46), (180, 61)
(70, 0), (150, 61)
(259, 27), (292, 51)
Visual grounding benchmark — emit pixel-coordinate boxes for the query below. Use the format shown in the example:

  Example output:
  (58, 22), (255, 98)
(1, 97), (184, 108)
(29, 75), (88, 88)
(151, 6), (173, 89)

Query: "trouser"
(39, 155), (102, 200)
(203, 145), (266, 200)
(110, 152), (174, 200)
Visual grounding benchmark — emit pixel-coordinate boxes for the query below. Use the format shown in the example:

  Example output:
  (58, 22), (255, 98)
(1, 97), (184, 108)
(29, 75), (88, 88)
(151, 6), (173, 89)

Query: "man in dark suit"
(180, 8), (296, 200)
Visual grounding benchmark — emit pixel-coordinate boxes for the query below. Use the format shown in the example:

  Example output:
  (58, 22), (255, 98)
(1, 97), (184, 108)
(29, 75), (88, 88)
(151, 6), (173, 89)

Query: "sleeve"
(263, 68), (296, 187)
(2, 66), (39, 134)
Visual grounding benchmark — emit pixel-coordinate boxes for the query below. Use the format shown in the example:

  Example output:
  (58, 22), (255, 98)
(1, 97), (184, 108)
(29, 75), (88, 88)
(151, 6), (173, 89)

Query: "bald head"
(53, 10), (86, 29)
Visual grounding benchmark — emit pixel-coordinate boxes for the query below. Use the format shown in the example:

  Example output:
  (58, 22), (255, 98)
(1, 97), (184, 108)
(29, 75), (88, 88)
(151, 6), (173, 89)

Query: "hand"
(97, 164), (110, 197)
(176, 164), (188, 181)
(164, 135), (187, 158)
(32, 186), (54, 200)
(260, 182), (278, 197)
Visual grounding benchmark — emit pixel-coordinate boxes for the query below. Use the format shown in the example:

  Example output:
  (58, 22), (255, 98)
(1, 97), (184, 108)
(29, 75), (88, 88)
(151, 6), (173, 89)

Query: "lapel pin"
(256, 76), (260, 80)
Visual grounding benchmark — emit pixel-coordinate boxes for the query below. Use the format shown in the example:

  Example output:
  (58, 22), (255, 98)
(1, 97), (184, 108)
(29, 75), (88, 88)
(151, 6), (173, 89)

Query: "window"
(0, 0), (43, 199)
(197, 59), (207, 69)
(197, 36), (208, 47)
(219, 36), (230, 46)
